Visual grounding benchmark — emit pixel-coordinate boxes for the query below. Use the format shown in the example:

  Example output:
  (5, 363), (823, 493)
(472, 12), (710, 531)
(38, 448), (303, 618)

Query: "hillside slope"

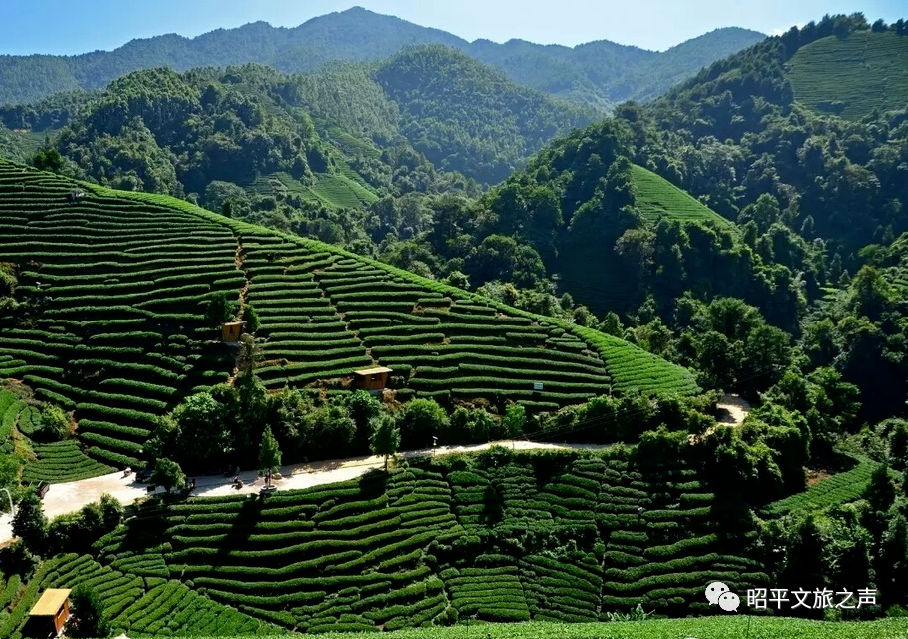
(0, 159), (698, 471)
(5, 58), (596, 196)
(788, 29), (908, 119)
(0, 7), (765, 107)
(630, 164), (735, 230)
(2, 447), (766, 633)
(471, 117), (797, 325)
(0, 552), (277, 638)
(374, 46), (596, 184)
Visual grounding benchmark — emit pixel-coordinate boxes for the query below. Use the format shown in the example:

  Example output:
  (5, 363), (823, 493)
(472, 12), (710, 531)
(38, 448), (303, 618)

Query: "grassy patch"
(631, 164), (735, 230)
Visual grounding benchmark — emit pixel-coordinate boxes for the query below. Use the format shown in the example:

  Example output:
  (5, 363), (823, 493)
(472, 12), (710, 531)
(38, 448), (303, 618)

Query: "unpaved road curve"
(0, 440), (608, 545)
(716, 393), (751, 427)
(0, 400), (752, 546)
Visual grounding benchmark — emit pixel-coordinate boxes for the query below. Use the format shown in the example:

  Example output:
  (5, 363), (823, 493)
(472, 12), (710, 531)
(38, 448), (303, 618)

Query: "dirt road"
(0, 400), (752, 545)
(0, 439), (607, 545)
(716, 393), (751, 426)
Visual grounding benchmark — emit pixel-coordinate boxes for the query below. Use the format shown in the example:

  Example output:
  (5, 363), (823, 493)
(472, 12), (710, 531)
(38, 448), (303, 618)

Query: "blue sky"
(1, 0), (904, 55)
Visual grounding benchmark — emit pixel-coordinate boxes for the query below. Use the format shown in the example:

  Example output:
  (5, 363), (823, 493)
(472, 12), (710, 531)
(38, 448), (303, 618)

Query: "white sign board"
(533, 382), (543, 391)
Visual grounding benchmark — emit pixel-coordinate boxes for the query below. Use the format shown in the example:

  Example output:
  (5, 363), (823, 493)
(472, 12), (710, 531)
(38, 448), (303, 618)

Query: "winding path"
(0, 439), (608, 545)
(0, 398), (751, 546)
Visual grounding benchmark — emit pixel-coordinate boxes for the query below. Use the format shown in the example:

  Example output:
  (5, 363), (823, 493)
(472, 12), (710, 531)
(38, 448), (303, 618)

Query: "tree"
(31, 147), (65, 174)
(878, 514), (908, 607)
(237, 333), (263, 374)
(66, 584), (110, 638)
(369, 414), (400, 471)
(302, 403), (356, 459)
(171, 392), (229, 468)
(149, 458), (186, 494)
(888, 422), (908, 471)
(502, 404), (526, 438)
(863, 464), (896, 513)
(243, 304), (260, 333)
(98, 494), (123, 530)
(204, 291), (232, 327)
(463, 234), (546, 288)
(12, 492), (47, 555)
(443, 270), (470, 290)
(398, 398), (449, 448)
(258, 425), (281, 476)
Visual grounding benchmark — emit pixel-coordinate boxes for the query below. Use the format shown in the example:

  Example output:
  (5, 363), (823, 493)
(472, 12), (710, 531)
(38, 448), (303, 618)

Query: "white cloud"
(772, 27), (785, 36)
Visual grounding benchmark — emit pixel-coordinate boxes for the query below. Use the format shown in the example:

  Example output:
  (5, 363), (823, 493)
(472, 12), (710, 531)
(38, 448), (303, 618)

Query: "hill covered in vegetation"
(1, 51), (598, 196)
(0, 7), (765, 109)
(636, 14), (908, 256)
(0, 158), (695, 473)
(788, 28), (908, 120)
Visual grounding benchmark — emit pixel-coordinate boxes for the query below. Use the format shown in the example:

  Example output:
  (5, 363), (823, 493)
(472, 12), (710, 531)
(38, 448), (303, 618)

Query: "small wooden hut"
(220, 321), (245, 343)
(352, 366), (393, 391)
(28, 588), (71, 636)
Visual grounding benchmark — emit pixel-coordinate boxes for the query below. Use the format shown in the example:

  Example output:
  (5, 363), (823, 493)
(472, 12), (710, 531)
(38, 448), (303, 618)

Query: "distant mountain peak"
(0, 9), (765, 107)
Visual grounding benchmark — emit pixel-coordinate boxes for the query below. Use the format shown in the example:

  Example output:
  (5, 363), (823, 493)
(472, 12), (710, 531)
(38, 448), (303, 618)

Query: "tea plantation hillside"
(629, 165), (735, 231)
(0, 387), (118, 483)
(0, 159), (698, 474)
(556, 162), (738, 316)
(0, 552), (280, 639)
(5, 448), (765, 635)
(788, 30), (908, 120)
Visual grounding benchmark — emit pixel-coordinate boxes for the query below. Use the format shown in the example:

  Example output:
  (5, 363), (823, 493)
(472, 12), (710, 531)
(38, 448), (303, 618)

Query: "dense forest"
(1, 49), (597, 193)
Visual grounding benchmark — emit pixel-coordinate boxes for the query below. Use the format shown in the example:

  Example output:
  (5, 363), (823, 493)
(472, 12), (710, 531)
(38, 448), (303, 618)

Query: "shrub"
(398, 399), (448, 449)
(35, 404), (70, 442)
(66, 584), (111, 638)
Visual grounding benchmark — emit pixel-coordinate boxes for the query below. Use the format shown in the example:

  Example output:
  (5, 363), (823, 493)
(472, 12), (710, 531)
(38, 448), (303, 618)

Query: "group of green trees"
(143, 338), (526, 477)
(760, 460), (908, 617)
(11, 492), (122, 564)
(8, 493), (117, 637)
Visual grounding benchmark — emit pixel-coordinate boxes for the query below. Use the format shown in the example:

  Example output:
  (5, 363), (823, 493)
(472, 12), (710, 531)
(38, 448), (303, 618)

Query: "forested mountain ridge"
(635, 14), (908, 257)
(0, 7), (765, 107)
(2, 49), (596, 207)
(539, 13), (908, 425)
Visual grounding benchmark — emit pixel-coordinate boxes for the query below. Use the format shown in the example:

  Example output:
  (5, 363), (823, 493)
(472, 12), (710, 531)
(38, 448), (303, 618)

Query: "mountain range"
(2, 9), (908, 635)
(0, 6), (766, 107)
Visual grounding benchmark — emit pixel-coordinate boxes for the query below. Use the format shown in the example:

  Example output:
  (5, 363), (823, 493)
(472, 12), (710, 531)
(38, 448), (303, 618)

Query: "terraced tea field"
(763, 456), (881, 515)
(247, 171), (378, 209)
(0, 553), (277, 639)
(247, 617), (908, 639)
(1, 386), (117, 483)
(310, 173), (378, 208)
(78, 449), (766, 632)
(630, 164), (735, 230)
(788, 30), (908, 120)
(0, 158), (696, 475)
